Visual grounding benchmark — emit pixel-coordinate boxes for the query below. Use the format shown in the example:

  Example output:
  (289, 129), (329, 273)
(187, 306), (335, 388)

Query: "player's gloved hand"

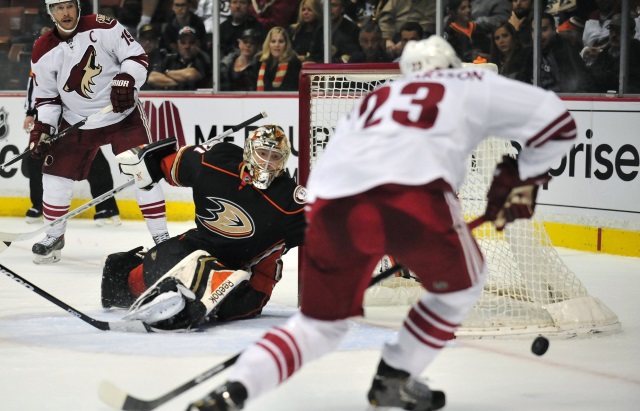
(28, 121), (55, 159)
(484, 156), (551, 231)
(110, 73), (136, 113)
(116, 145), (156, 190)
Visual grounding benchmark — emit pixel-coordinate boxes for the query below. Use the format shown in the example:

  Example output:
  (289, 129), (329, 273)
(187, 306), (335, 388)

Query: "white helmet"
(243, 125), (291, 189)
(45, 0), (81, 33)
(400, 35), (462, 76)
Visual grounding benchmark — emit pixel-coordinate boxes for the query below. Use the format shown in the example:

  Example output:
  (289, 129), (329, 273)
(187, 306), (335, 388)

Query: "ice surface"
(0, 217), (638, 410)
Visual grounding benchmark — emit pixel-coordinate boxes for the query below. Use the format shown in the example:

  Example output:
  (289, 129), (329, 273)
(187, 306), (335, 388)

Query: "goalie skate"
(32, 234), (65, 264)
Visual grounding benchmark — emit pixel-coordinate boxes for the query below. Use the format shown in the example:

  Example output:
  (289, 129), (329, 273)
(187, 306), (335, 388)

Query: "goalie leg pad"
(124, 250), (250, 330)
(101, 246), (145, 308)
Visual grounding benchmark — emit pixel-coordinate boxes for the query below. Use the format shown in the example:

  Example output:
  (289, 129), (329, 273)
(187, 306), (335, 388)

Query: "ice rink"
(0, 216), (638, 411)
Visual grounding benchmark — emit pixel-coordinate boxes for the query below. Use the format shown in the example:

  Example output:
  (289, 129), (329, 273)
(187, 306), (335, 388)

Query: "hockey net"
(298, 63), (620, 338)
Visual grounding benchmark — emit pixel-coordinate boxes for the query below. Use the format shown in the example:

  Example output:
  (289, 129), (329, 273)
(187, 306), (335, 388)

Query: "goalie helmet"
(45, 0), (81, 33)
(243, 125), (290, 190)
(399, 35), (462, 76)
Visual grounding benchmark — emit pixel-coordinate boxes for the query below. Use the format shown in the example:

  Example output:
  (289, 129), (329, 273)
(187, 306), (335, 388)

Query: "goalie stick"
(0, 111), (268, 255)
(97, 263), (405, 411)
(1, 104), (114, 170)
(0, 263), (154, 333)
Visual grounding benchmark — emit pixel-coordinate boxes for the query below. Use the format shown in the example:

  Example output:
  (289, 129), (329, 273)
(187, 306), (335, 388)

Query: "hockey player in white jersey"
(28, 0), (169, 264)
(187, 36), (577, 411)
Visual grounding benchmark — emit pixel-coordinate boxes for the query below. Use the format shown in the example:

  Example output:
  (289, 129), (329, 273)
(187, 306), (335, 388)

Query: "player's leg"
(190, 197), (379, 410)
(32, 174), (74, 264)
(25, 156), (44, 223)
(368, 182), (486, 410)
(89, 147), (121, 226)
(108, 103), (168, 244)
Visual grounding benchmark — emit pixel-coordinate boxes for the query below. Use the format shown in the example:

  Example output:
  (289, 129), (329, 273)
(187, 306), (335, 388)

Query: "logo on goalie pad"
(208, 279), (235, 304)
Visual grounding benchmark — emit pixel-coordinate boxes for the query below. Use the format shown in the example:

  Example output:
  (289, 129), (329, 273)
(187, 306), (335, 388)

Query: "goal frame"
(297, 63), (621, 339)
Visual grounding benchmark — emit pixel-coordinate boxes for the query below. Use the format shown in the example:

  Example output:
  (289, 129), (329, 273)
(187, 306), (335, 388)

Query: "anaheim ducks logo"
(63, 45), (102, 98)
(197, 197), (255, 239)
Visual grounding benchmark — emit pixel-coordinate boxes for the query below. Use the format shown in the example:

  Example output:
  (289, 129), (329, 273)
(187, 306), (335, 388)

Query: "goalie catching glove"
(116, 137), (178, 190)
(123, 250), (250, 330)
(484, 156), (551, 231)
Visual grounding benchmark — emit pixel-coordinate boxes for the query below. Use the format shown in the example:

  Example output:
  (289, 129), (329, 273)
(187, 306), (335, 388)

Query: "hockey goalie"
(100, 125), (306, 330)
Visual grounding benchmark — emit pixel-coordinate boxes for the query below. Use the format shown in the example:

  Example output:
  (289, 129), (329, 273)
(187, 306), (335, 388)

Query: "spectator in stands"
(148, 26), (212, 90)
(556, 14), (586, 50)
(471, 0), (511, 33)
(518, 13), (592, 92)
(490, 22), (526, 78)
(249, 0), (300, 32)
(135, 0), (174, 35)
(255, 26), (302, 91)
(330, 0), (362, 63)
(444, 0), (491, 63)
(137, 24), (168, 90)
(161, 0), (207, 53)
(378, 0), (436, 56)
(220, 28), (260, 91)
(220, 0), (265, 60)
(509, 0), (533, 47)
(391, 21), (424, 61)
(582, 0), (619, 49)
(587, 13), (640, 93)
(289, 0), (324, 63)
(348, 20), (394, 62)
(196, 0), (231, 34)
(344, 0), (389, 26)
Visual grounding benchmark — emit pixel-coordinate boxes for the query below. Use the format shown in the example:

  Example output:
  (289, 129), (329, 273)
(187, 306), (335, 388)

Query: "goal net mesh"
(299, 64), (620, 338)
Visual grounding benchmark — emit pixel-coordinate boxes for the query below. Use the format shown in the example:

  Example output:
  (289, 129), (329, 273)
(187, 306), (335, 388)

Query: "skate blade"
(25, 216), (44, 224)
(95, 216), (122, 227)
(33, 250), (62, 265)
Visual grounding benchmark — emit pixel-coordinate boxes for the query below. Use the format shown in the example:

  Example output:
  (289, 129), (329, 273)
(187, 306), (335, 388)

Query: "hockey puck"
(531, 335), (549, 356)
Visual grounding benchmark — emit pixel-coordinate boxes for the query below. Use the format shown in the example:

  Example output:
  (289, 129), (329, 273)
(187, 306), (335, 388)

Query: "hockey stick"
(467, 215), (486, 230)
(1, 105), (114, 170)
(0, 111), (269, 254)
(0, 263), (153, 333)
(97, 263), (405, 411)
(0, 179), (134, 254)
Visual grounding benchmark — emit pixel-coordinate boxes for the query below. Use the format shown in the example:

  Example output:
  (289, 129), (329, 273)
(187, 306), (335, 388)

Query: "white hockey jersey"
(31, 14), (149, 131)
(307, 67), (577, 202)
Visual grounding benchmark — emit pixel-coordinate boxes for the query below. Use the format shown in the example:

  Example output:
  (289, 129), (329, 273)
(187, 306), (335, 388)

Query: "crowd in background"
(0, 0), (639, 93)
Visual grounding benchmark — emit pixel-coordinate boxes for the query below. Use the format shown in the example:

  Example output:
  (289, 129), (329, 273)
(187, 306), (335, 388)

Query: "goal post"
(298, 63), (621, 339)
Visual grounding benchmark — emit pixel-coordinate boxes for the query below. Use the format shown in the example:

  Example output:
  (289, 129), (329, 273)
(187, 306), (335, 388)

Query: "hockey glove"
(116, 137), (178, 190)
(484, 156), (551, 231)
(110, 73), (136, 113)
(28, 121), (56, 159)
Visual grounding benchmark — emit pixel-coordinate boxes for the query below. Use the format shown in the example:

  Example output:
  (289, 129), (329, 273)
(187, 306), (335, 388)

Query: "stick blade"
(0, 241), (11, 254)
(98, 380), (128, 410)
(107, 320), (155, 333)
(98, 380), (156, 411)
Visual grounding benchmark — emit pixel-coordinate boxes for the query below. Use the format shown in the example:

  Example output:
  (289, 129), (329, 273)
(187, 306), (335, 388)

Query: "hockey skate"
(94, 209), (122, 227)
(25, 207), (43, 224)
(187, 382), (247, 411)
(367, 360), (445, 411)
(32, 234), (65, 264)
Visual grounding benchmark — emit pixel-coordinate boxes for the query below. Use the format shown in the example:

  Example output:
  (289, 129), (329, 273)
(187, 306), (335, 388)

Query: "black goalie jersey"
(163, 141), (306, 269)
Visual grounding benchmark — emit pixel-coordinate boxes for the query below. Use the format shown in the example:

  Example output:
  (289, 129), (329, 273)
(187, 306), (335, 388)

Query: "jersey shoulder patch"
(31, 31), (63, 63)
(293, 185), (307, 205)
(77, 14), (117, 31)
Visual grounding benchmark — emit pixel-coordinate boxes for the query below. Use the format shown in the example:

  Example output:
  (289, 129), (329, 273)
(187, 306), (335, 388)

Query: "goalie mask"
(243, 125), (290, 189)
(400, 35), (462, 76)
(45, 0), (81, 33)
